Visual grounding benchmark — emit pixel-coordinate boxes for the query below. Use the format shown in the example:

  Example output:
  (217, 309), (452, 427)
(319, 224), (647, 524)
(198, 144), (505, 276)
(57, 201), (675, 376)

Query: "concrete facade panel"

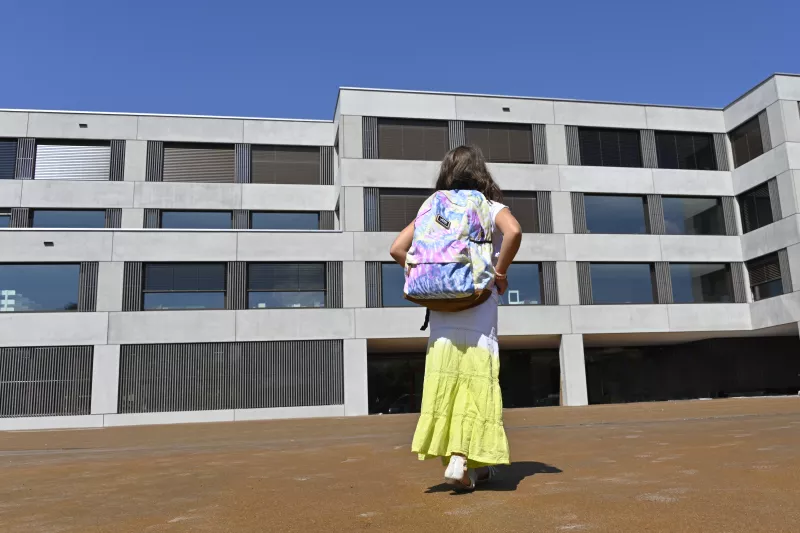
(341, 115), (363, 159)
(565, 234), (662, 262)
(133, 182), (242, 210)
(780, 100), (800, 144)
(27, 112), (139, 140)
(559, 334), (588, 407)
(340, 158), (439, 188)
(740, 215), (800, 260)
(454, 96), (554, 124)
(667, 304), (752, 332)
(107, 311), (236, 344)
(489, 163), (560, 192)
(570, 305), (670, 334)
(343, 186), (364, 232)
(354, 308), (428, 339)
(91, 344), (120, 415)
(516, 234), (566, 261)
(788, 142), (800, 170)
(556, 261), (580, 305)
(237, 232), (354, 261)
(787, 243), (800, 292)
(558, 166), (654, 194)
(123, 139), (147, 182)
(103, 410), (235, 427)
(96, 262), (124, 312)
(137, 116), (244, 143)
(234, 309), (355, 341)
(550, 191), (574, 234)
(766, 102), (786, 148)
(0, 231), (113, 261)
(545, 124), (568, 166)
(0, 312), (109, 347)
(651, 170), (734, 196)
(240, 184), (337, 211)
(0, 415), (103, 432)
(777, 170), (798, 218)
(0, 111), (29, 136)
(0, 181), (23, 207)
(352, 232), (393, 262)
(234, 405), (345, 422)
(659, 236), (742, 262)
(242, 120), (334, 146)
(731, 143), (789, 194)
(498, 305), (572, 335)
(112, 232), (238, 262)
(342, 261), (367, 309)
(724, 78), (779, 130)
(343, 338), (368, 416)
(120, 209), (143, 229)
(774, 75), (800, 101)
(749, 291), (800, 330)
(644, 106), (725, 132)
(338, 89), (457, 120)
(21, 181), (135, 208)
(553, 101), (647, 129)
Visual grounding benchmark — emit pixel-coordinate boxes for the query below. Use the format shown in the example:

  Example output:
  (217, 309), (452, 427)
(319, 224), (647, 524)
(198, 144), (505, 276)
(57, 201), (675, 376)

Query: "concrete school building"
(1, 74), (800, 430)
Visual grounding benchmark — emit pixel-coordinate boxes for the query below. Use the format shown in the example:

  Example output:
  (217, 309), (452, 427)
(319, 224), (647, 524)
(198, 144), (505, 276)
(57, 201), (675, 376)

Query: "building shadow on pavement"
(425, 461), (562, 493)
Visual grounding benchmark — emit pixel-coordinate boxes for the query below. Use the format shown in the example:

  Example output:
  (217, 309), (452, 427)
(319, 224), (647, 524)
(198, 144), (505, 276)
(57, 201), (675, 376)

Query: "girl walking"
(390, 145), (522, 491)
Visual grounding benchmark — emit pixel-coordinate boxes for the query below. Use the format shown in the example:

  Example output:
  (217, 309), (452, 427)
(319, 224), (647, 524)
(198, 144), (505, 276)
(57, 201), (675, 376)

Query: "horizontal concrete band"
(0, 405), (345, 432)
(1, 298), (798, 347)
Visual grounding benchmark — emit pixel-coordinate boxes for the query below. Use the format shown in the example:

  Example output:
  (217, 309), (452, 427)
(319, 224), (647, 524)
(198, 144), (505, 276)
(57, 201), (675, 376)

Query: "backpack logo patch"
(435, 215), (450, 229)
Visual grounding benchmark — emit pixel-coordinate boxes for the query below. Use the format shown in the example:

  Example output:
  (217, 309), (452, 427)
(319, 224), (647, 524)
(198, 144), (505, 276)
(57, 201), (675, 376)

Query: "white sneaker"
(444, 455), (467, 484)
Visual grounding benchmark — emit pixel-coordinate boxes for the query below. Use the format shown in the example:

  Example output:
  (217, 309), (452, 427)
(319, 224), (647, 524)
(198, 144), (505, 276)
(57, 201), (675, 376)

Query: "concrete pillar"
(342, 261), (367, 308)
(556, 261), (580, 306)
(123, 139), (147, 182)
(120, 208), (143, 229)
(550, 191), (574, 234)
(91, 345), (120, 415)
(545, 124), (568, 166)
(559, 334), (588, 407)
(343, 186), (364, 232)
(343, 338), (369, 416)
(96, 261), (124, 312)
(341, 115), (363, 160)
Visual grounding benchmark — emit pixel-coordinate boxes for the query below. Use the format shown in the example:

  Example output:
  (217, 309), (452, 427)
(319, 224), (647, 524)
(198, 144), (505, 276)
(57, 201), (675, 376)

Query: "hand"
(495, 276), (508, 296)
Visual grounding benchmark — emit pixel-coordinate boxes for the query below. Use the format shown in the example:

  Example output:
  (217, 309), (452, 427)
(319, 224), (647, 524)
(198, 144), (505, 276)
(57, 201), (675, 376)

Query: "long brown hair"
(435, 145), (503, 202)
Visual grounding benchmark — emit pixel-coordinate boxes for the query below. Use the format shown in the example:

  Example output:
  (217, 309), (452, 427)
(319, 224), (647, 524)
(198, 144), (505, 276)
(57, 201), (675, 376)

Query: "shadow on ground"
(425, 461), (562, 493)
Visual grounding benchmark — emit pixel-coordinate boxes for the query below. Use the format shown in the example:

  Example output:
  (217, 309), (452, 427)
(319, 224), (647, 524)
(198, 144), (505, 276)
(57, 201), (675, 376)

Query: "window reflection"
(590, 263), (655, 304)
(0, 264), (80, 312)
(670, 263), (732, 303)
(31, 210), (107, 229)
(160, 211), (232, 229)
(663, 197), (725, 235)
(250, 212), (320, 230)
(584, 195), (648, 234)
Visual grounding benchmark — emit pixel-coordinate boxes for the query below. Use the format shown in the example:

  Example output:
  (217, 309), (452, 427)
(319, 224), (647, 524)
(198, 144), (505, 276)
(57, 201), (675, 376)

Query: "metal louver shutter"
(464, 122), (535, 163)
(448, 121), (466, 149)
(377, 119), (449, 161)
(379, 189), (431, 232)
(0, 140), (16, 180)
(365, 262), (382, 308)
(747, 254), (781, 286)
(251, 146), (320, 185)
(163, 144), (235, 183)
(34, 143), (111, 180)
(504, 192), (539, 233)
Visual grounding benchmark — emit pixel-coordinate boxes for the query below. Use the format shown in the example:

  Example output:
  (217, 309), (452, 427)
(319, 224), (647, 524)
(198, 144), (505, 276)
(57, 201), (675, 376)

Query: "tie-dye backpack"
(404, 190), (496, 326)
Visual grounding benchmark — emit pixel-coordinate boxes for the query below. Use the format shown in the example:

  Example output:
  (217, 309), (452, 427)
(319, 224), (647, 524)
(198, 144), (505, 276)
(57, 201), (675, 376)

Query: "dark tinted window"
(31, 210), (106, 229)
(381, 263), (415, 307)
(379, 189), (431, 232)
(162, 144), (235, 183)
(590, 263), (656, 304)
(655, 131), (716, 170)
(662, 197), (725, 235)
(160, 211), (232, 229)
(730, 116), (765, 168)
(0, 140), (16, 180)
(503, 192), (538, 233)
(738, 182), (773, 234)
(747, 253), (784, 301)
(584, 195), (648, 234)
(670, 263), (732, 303)
(0, 264), (80, 312)
(251, 146), (320, 185)
(377, 119), (449, 161)
(248, 263), (325, 309)
(251, 212), (320, 230)
(499, 263), (542, 305)
(0, 212), (9, 228)
(578, 128), (642, 167)
(465, 122), (534, 163)
(142, 263), (226, 310)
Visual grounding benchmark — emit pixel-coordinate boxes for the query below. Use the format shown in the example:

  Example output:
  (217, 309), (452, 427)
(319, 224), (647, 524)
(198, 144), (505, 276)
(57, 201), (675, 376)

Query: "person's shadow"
(425, 461), (562, 493)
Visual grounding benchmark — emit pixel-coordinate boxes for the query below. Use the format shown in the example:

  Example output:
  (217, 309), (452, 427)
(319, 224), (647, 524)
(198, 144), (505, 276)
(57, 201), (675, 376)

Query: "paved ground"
(1, 398), (799, 533)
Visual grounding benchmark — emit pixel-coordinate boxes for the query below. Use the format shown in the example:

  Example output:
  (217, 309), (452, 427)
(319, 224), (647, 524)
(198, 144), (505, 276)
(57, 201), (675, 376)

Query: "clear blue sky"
(1, 0), (798, 119)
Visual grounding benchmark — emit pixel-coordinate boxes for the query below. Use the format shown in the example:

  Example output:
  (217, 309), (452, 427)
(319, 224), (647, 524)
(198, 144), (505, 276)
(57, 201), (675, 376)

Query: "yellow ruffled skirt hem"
(411, 334), (510, 469)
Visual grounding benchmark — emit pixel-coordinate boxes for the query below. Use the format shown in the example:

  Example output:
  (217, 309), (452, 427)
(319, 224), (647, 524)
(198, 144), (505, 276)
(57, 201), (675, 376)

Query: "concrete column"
(786, 243), (800, 292)
(781, 100), (800, 144)
(96, 261), (124, 312)
(776, 170), (798, 219)
(120, 208), (144, 229)
(123, 139), (147, 182)
(550, 191), (574, 234)
(343, 261), (367, 308)
(341, 115), (363, 160)
(343, 338), (369, 416)
(343, 186), (364, 232)
(91, 344), (120, 415)
(766, 102), (786, 149)
(559, 334), (588, 407)
(556, 261), (580, 305)
(545, 124), (568, 166)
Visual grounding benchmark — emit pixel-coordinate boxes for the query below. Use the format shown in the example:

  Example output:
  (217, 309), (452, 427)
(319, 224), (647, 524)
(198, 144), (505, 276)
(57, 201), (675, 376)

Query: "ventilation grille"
(14, 138), (36, 179)
(365, 262), (383, 308)
(118, 341), (344, 413)
(320, 146), (335, 185)
(145, 141), (164, 182)
(110, 140), (126, 181)
(0, 346), (93, 418)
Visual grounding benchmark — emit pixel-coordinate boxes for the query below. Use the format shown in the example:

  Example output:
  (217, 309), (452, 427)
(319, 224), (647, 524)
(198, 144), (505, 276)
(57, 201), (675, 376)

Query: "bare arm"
(389, 222), (415, 266)
(494, 208), (522, 275)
